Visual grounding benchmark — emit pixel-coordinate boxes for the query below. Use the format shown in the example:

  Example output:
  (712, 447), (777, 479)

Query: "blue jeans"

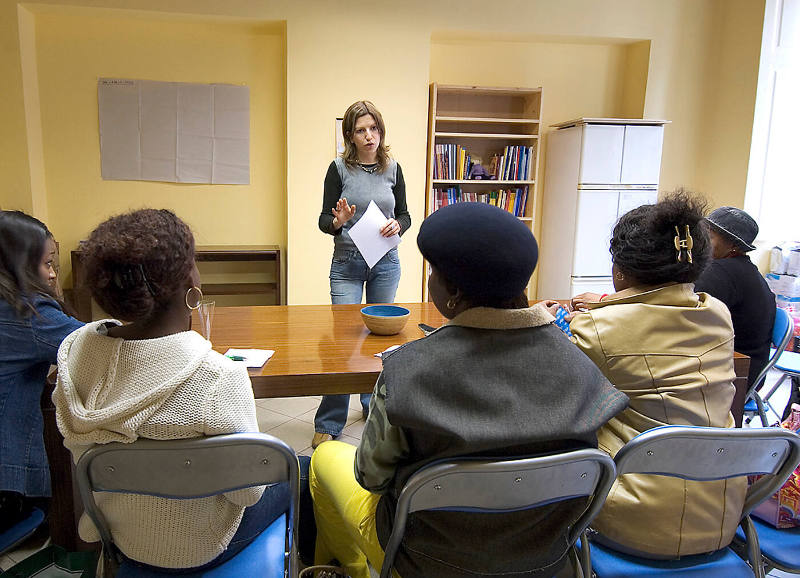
(316, 248), (400, 436)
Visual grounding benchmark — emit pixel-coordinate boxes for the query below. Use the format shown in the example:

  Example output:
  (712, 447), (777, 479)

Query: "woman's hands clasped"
(331, 198), (356, 230)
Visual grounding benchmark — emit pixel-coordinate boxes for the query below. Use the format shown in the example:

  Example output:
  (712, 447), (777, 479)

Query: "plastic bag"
(751, 404), (800, 528)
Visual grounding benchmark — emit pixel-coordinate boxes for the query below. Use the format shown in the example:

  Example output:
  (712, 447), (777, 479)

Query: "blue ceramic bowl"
(360, 305), (411, 335)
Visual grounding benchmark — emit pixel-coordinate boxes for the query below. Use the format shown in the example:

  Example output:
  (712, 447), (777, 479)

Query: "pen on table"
(226, 355), (246, 361)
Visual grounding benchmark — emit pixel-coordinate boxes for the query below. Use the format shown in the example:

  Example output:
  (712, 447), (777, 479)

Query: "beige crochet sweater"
(54, 321), (262, 569)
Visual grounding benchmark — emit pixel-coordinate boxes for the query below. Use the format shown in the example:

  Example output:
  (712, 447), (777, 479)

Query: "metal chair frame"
(75, 432), (300, 577)
(379, 448), (617, 578)
(745, 307), (794, 426)
(579, 425), (800, 578)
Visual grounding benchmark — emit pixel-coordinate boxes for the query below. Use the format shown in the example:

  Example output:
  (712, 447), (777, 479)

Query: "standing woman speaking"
(314, 101), (411, 449)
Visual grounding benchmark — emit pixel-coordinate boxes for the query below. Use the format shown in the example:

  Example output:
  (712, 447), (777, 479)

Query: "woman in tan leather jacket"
(548, 191), (745, 558)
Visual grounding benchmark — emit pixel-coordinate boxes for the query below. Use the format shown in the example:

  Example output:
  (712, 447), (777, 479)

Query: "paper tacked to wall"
(98, 78), (249, 184)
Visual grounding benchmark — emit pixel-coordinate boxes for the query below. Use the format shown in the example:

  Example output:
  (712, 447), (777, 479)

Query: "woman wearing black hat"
(309, 202), (627, 578)
(694, 206), (776, 395)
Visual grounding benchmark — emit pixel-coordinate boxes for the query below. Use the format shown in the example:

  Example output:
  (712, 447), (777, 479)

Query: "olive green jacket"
(570, 283), (747, 558)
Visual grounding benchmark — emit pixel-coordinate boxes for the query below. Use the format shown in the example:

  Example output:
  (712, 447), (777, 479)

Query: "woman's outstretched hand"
(332, 198), (356, 229)
(570, 292), (602, 311)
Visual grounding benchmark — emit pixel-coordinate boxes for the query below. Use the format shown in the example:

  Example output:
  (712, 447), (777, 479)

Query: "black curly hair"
(83, 209), (195, 323)
(610, 190), (710, 285)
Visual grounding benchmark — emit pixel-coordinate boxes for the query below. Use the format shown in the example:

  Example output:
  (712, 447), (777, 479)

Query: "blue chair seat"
(744, 399), (758, 413)
(735, 516), (800, 570)
(0, 507), (45, 556)
(775, 350), (800, 375)
(116, 513), (287, 578)
(580, 537), (754, 578)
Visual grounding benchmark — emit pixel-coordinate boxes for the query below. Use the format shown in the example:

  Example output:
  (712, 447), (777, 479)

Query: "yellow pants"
(310, 441), (394, 578)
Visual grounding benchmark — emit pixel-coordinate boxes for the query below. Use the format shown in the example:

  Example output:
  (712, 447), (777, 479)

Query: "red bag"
(751, 404), (800, 528)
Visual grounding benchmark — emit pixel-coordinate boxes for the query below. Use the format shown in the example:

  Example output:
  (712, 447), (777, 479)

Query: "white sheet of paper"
(373, 344), (401, 359)
(223, 348), (275, 368)
(347, 201), (401, 268)
(98, 78), (249, 184)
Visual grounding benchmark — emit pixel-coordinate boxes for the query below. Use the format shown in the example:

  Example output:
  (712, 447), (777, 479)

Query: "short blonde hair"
(341, 101), (391, 173)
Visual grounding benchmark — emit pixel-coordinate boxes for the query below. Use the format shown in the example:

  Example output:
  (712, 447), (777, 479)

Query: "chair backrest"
(613, 425), (800, 519)
(750, 307), (794, 394)
(75, 432), (299, 577)
(379, 448), (616, 578)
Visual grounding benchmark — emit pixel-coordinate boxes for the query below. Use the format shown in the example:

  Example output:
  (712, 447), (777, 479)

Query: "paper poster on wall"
(335, 118), (345, 156)
(98, 78), (250, 184)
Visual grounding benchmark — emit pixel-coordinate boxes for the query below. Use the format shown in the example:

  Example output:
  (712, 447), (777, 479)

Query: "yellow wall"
(0, 0), (766, 305)
(696, 0), (765, 208)
(19, 6), (286, 292)
(0, 2), (34, 214)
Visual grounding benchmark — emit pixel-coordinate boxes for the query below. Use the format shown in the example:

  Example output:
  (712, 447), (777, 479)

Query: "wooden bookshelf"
(423, 83), (543, 300)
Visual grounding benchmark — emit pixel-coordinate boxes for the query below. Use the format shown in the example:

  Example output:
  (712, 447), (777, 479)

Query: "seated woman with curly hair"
(547, 191), (745, 559)
(52, 209), (289, 571)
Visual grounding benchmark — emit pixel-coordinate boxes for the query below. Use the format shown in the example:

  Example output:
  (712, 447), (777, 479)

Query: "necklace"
(358, 162), (378, 174)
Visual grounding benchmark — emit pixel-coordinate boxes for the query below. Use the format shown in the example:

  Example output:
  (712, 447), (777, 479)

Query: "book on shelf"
(492, 145), (533, 181)
(433, 143), (473, 180)
(489, 145), (533, 181)
(433, 186), (528, 218)
(434, 143), (533, 182)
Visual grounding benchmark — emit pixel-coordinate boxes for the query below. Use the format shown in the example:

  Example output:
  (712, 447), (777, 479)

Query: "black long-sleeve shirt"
(695, 255), (776, 386)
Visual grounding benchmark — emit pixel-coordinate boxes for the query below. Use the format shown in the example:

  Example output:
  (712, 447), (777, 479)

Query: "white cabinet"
(618, 190), (659, 217)
(538, 118), (668, 299)
(621, 125), (664, 184)
(579, 125), (625, 184)
(570, 277), (615, 298)
(577, 123), (664, 185)
(573, 191), (619, 276)
(572, 189), (659, 278)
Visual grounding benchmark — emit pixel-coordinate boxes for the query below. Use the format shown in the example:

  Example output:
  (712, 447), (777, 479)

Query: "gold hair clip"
(674, 225), (694, 263)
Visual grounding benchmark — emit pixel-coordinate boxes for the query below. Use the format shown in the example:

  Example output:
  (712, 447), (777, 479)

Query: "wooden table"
(44, 301), (749, 550)
(204, 303), (448, 398)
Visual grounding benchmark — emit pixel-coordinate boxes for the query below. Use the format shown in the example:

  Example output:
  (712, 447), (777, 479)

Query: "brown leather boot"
(311, 432), (333, 449)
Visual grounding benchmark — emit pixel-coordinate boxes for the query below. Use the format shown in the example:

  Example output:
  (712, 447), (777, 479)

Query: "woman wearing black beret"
(309, 202), (628, 578)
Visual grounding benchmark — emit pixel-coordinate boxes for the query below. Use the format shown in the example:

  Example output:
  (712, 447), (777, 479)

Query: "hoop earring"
(615, 271), (625, 281)
(185, 286), (203, 310)
(446, 297), (458, 310)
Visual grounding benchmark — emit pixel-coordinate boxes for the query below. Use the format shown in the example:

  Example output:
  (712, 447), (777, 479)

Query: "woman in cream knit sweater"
(53, 210), (287, 570)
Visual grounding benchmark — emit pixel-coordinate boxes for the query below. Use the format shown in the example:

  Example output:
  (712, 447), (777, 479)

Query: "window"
(745, 0), (800, 242)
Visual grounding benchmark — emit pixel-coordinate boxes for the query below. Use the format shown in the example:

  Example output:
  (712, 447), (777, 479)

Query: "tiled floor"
(2, 375), (797, 572)
(254, 393), (367, 457)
